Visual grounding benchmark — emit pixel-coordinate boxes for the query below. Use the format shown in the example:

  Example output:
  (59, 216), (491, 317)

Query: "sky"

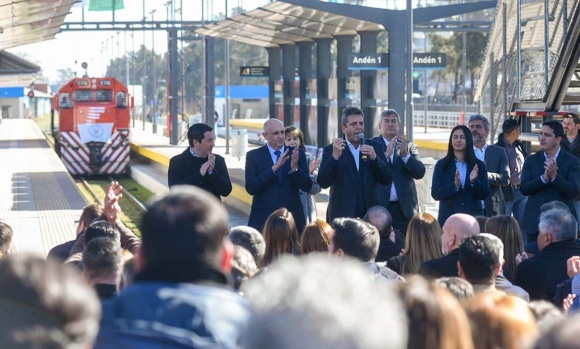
(7, 0), (267, 83)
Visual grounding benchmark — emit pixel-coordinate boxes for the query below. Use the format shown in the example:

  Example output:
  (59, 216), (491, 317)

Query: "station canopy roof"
(0, 0), (76, 50)
(0, 50), (40, 87)
(196, 1), (385, 48)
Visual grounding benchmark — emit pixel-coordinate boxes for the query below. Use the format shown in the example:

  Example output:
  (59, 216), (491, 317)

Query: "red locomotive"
(51, 77), (133, 175)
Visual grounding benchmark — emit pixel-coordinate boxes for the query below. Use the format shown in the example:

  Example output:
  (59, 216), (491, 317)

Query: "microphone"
(358, 133), (367, 161)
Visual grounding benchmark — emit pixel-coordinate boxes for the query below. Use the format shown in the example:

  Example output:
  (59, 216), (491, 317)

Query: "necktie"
(274, 150), (282, 183)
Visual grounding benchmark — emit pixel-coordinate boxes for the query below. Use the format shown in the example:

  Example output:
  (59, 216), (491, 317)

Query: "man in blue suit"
(373, 109), (425, 235)
(521, 120), (580, 242)
(245, 118), (312, 233)
(318, 107), (393, 221)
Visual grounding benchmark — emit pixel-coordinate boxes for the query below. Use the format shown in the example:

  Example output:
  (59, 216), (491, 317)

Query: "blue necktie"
(274, 150), (282, 183)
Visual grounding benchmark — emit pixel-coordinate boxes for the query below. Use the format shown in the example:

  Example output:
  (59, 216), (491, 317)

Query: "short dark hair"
(331, 218), (379, 262)
(341, 107), (364, 127)
(187, 123), (213, 148)
(458, 235), (500, 285)
(379, 109), (400, 123)
(84, 220), (120, 247)
(0, 221), (13, 256)
(0, 255), (100, 349)
(502, 118), (520, 134)
(542, 120), (564, 139)
(140, 185), (229, 269)
(82, 237), (123, 281)
(562, 112), (580, 125)
(229, 225), (266, 266)
(363, 206), (392, 238)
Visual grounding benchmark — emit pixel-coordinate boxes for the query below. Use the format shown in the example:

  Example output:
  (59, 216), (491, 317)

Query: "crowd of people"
(1, 109), (580, 348)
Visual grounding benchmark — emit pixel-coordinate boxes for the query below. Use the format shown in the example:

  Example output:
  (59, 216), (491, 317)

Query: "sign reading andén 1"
(413, 53), (446, 69)
(347, 53), (389, 70)
(240, 66), (269, 77)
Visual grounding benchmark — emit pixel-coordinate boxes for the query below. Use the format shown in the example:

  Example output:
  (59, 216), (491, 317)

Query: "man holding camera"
(373, 109), (426, 235)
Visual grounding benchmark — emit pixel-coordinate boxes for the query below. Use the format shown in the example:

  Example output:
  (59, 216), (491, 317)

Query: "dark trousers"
(388, 201), (410, 237)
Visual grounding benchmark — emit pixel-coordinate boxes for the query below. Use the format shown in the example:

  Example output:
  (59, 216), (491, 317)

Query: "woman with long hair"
(261, 208), (301, 267)
(387, 213), (443, 275)
(431, 125), (490, 225)
(300, 220), (334, 254)
(285, 126), (322, 225)
(485, 215), (525, 281)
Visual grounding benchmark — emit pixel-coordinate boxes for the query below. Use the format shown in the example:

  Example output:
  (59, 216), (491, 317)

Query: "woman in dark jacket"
(431, 125), (490, 225)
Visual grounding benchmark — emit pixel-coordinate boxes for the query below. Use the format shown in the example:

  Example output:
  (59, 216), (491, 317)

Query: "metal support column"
(335, 34), (355, 136)
(359, 30), (380, 137)
(316, 38), (333, 147)
(204, 36), (215, 126)
(282, 44), (297, 126)
(267, 47), (281, 120)
(169, 29), (180, 145)
(388, 19), (408, 136)
(298, 41), (314, 144)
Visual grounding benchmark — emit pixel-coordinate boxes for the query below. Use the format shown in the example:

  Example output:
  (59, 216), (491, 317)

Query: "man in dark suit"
(521, 120), (580, 242)
(168, 123), (232, 200)
(245, 118), (312, 233)
(373, 109), (425, 235)
(562, 113), (580, 224)
(468, 114), (510, 217)
(419, 213), (479, 279)
(514, 208), (580, 301)
(363, 206), (403, 262)
(318, 107), (393, 221)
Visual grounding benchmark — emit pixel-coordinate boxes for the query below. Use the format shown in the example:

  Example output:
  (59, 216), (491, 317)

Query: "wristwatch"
(288, 167), (298, 174)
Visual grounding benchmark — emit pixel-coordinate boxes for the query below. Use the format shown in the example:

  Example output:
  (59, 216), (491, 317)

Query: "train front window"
(96, 90), (113, 102)
(75, 90), (92, 102)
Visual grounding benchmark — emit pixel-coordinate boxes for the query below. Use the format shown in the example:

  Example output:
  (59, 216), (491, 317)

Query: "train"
(51, 77), (133, 176)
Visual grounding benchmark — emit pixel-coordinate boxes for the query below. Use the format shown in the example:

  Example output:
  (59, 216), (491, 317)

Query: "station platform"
(129, 121), (448, 221)
(0, 119), (86, 257)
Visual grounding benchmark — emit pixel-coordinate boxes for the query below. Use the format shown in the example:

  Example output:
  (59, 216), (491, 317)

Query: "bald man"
(245, 118), (312, 233)
(419, 213), (480, 278)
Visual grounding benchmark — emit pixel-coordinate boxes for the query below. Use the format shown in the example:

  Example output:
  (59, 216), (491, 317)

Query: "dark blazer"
(168, 148), (232, 199)
(431, 158), (490, 225)
(482, 144), (510, 217)
(520, 148), (580, 239)
(562, 133), (580, 200)
(245, 145), (312, 233)
(318, 137), (393, 221)
(495, 134), (528, 201)
(419, 248), (460, 279)
(372, 136), (426, 219)
(514, 239), (580, 301)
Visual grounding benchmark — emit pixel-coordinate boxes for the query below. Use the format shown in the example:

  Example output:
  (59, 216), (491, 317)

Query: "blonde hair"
(485, 215), (524, 281)
(399, 213), (443, 275)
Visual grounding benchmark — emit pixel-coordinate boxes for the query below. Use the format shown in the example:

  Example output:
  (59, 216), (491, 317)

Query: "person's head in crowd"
(138, 185), (233, 278)
(261, 208), (300, 267)
(76, 203), (103, 236)
(231, 245), (258, 291)
(527, 300), (565, 337)
(0, 254), (100, 349)
(441, 213), (480, 255)
(485, 215), (524, 281)
(187, 123), (215, 157)
(433, 276), (474, 304)
(458, 234), (502, 288)
(242, 254), (407, 349)
(119, 257), (136, 290)
(82, 237), (124, 293)
(562, 112), (580, 140)
(363, 205), (393, 237)
(475, 215), (488, 234)
(442, 125), (478, 170)
(464, 293), (538, 349)
(540, 200), (571, 215)
(398, 212), (443, 274)
(534, 313), (580, 349)
(502, 119), (521, 144)
(537, 209), (578, 252)
(396, 276), (474, 349)
(84, 220), (121, 247)
(330, 218), (379, 263)
(300, 220), (333, 254)
(540, 120), (564, 154)
(468, 114), (491, 147)
(229, 225), (266, 266)
(0, 221), (13, 258)
(284, 126), (306, 151)
(263, 118), (286, 151)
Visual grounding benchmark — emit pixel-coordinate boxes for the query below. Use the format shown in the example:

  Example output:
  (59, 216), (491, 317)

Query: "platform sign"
(240, 66), (269, 77)
(413, 53), (446, 69)
(347, 53), (389, 70)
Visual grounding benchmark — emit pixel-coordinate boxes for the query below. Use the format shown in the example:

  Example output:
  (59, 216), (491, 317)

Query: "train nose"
(87, 142), (104, 166)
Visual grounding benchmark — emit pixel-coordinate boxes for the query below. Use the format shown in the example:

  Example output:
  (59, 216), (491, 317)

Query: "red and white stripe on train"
(51, 77), (133, 175)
